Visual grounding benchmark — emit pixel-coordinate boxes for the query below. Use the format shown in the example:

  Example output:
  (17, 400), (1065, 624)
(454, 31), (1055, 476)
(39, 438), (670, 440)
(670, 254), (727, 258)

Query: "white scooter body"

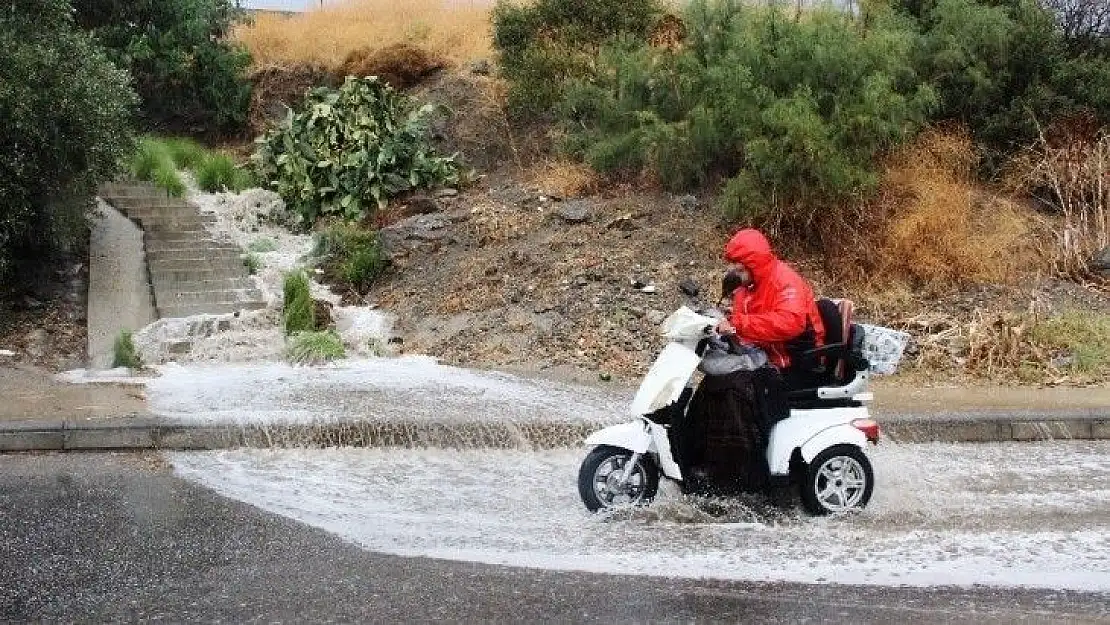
(582, 306), (877, 509)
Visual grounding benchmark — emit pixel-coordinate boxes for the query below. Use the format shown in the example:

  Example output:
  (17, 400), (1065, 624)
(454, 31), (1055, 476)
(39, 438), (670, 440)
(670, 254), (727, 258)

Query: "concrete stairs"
(99, 181), (267, 319)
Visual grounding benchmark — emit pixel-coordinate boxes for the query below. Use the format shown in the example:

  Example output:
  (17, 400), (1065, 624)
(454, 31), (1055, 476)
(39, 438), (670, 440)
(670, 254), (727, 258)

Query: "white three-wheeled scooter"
(578, 284), (905, 516)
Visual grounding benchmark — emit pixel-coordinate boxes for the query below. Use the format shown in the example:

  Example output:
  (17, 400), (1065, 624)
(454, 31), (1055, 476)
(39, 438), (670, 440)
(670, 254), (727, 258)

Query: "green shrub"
(897, 0), (1110, 163)
(162, 137), (208, 170)
(285, 330), (346, 365)
(242, 252), (261, 275)
(248, 238), (278, 253)
(282, 270), (314, 336)
(562, 1), (935, 233)
(196, 153), (252, 192)
(312, 224), (390, 292)
(71, 0), (252, 135)
(0, 0), (136, 290)
(493, 0), (662, 115)
(153, 164), (186, 197)
(131, 138), (174, 182)
(112, 330), (142, 369)
(252, 77), (460, 225)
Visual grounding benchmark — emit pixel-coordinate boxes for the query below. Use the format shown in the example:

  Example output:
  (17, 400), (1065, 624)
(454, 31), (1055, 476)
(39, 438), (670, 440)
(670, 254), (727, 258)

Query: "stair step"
(153, 277), (256, 294)
(144, 241), (240, 253)
(148, 258), (248, 273)
(155, 288), (264, 305)
(158, 300), (268, 319)
(150, 268), (248, 283)
(146, 248), (243, 262)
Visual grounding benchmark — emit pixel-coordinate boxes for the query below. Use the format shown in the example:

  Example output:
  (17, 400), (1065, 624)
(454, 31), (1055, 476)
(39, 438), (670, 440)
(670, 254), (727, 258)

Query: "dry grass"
(1004, 120), (1109, 278)
(234, 0), (493, 72)
(527, 159), (600, 198)
(864, 128), (1041, 289)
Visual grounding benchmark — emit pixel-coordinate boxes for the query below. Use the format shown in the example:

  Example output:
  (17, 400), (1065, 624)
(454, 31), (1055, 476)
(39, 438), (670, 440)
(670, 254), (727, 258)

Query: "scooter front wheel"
(578, 445), (659, 512)
(800, 445), (874, 516)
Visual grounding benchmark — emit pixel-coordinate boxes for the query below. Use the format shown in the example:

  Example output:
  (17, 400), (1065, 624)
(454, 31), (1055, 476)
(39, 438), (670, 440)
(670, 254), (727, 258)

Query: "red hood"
(723, 229), (778, 282)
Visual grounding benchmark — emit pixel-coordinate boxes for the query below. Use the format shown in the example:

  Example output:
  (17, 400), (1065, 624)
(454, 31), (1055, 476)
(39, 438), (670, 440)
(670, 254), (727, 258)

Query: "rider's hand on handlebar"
(715, 318), (735, 335)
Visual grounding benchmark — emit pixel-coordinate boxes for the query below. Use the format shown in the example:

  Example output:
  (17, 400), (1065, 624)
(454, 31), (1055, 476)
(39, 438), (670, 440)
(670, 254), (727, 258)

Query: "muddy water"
(171, 440), (1110, 591)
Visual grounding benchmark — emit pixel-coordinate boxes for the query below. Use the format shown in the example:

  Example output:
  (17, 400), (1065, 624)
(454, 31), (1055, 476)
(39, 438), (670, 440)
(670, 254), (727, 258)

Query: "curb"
(1, 412), (1109, 452)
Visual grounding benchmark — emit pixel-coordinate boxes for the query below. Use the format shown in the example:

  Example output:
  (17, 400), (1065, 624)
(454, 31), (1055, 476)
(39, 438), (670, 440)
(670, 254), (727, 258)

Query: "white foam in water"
(55, 367), (152, 385)
(148, 357), (627, 425)
(170, 440), (1110, 591)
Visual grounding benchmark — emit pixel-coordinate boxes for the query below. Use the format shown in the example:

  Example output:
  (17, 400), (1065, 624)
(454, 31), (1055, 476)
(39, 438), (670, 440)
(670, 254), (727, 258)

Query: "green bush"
(493, 0), (662, 115)
(162, 137), (208, 170)
(896, 0), (1110, 162)
(285, 330), (346, 365)
(312, 224), (390, 292)
(0, 0), (136, 291)
(196, 153), (252, 192)
(252, 77), (460, 225)
(282, 270), (314, 336)
(154, 166), (186, 197)
(131, 138), (187, 195)
(131, 138), (173, 181)
(71, 0), (253, 135)
(242, 252), (261, 275)
(562, 1), (935, 232)
(248, 238), (278, 253)
(112, 330), (142, 369)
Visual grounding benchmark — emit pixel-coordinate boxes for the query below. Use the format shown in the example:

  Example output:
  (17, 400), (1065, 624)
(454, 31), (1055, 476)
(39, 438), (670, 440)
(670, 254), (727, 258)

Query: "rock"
(605, 214), (637, 231)
(640, 284), (657, 294)
(556, 200), (590, 224)
(1050, 353), (1076, 369)
(647, 310), (667, 325)
(599, 372), (612, 382)
(168, 340), (192, 355)
(434, 188), (459, 198)
(1092, 246), (1110, 276)
(404, 194), (441, 216)
(574, 275), (589, 287)
(469, 59), (492, 75)
(24, 328), (47, 358)
(313, 299), (335, 330)
(676, 194), (699, 211)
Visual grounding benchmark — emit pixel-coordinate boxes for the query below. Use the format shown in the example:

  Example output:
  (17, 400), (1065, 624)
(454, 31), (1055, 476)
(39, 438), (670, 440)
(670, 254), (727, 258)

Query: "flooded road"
(170, 440), (1110, 591)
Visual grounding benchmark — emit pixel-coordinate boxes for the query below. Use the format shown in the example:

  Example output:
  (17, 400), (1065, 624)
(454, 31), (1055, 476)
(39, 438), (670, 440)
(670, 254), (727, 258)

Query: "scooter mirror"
(678, 278), (700, 299)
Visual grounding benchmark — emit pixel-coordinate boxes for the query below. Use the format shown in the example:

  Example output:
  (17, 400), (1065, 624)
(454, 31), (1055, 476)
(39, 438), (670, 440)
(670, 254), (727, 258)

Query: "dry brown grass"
(527, 159), (600, 198)
(341, 43), (447, 88)
(1004, 119), (1110, 278)
(234, 0), (493, 72)
(864, 128), (1041, 289)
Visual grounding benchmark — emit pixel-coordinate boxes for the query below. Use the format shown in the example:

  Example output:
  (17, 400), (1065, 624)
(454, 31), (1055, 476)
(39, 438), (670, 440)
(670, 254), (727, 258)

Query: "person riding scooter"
(674, 229), (827, 494)
(714, 228), (826, 388)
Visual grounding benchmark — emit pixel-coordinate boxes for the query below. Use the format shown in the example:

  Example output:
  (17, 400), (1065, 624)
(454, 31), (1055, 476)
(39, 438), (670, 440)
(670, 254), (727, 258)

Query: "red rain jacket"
(724, 229), (825, 369)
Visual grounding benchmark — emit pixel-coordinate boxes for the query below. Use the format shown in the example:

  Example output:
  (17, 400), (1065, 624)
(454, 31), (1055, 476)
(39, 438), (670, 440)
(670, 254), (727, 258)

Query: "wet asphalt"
(1, 452), (1107, 624)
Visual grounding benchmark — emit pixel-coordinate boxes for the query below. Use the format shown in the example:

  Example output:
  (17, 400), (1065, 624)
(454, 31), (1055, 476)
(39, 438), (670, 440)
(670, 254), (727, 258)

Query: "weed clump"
(282, 270), (315, 336)
(112, 330), (142, 369)
(313, 224), (390, 293)
(196, 153), (252, 193)
(286, 330), (346, 364)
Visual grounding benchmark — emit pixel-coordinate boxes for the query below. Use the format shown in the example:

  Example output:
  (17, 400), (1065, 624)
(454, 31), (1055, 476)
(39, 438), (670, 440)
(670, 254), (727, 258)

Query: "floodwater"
(171, 440), (1110, 591)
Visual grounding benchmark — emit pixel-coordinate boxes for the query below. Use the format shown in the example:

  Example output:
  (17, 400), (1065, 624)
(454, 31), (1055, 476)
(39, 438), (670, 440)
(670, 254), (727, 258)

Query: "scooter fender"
(584, 421), (653, 454)
(583, 420), (684, 481)
(799, 424), (868, 464)
(766, 407), (871, 476)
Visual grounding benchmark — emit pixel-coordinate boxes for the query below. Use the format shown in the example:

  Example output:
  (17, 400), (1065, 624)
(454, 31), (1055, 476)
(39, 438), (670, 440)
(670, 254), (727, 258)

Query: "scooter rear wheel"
(578, 445), (659, 512)
(800, 445), (874, 516)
